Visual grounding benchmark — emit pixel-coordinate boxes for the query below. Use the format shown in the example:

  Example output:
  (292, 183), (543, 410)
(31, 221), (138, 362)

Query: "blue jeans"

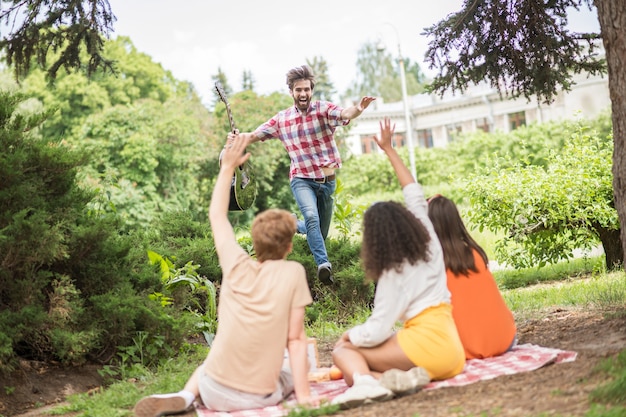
(290, 177), (335, 267)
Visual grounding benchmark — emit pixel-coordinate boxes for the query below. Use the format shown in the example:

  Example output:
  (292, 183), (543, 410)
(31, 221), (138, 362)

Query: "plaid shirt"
(253, 101), (349, 180)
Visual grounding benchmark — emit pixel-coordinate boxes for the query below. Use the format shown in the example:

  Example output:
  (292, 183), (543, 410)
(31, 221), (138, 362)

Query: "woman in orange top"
(427, 195), (517, 360)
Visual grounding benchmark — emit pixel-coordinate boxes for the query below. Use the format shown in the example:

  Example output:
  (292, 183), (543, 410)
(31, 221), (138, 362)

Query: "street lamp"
(378, 23), (417, 180)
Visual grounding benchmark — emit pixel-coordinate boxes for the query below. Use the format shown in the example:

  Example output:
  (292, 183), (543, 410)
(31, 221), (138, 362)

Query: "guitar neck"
(215, 82), (237, 134)
(225, 104), (237, 134)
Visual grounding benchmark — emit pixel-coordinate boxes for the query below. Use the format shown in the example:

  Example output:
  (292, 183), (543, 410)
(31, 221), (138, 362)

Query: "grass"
(49, 344), (208, 416)
(495, 256), (606, 290)
(43, 259), (626, 417)
(501, 268), (626, 322)
(590, 351), (626, 405)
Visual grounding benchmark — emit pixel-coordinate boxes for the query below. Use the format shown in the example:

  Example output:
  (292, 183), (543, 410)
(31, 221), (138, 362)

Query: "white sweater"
(348, 182), (450, 347)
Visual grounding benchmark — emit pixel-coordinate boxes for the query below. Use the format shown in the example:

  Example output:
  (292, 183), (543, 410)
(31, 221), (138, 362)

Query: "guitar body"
(221, 149), (257, 211)
(215, 82), (257, 211)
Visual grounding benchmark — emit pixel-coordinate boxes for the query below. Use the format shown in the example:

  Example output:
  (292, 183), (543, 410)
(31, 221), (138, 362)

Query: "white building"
(345, 71), (611, 155)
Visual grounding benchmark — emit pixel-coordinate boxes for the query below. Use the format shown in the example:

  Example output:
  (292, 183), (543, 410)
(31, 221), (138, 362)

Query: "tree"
(0, 0), (115, 81)
(466, 122), (621, 270)
(79, 97), (211, 229)
(9, 35), (211, 229)
(242, 69), (255, 91)
(0, 90), (182, 371)
(345, 41), (425, 102)
(21, 36), (188, 140)
(210, 67), (232, 108)
(424, 0), (626, 269)
(307, 56), (336, 101)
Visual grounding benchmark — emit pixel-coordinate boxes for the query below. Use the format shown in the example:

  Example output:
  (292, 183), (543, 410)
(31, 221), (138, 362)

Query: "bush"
(0, 91), (192, 373)
(466, 120), (620, 269)
(89, 287), (186, 364)
(0, 91), (95, 370)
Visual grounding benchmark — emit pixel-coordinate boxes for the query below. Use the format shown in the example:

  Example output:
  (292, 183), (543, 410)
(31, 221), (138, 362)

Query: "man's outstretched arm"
(340, 96), (377, 120)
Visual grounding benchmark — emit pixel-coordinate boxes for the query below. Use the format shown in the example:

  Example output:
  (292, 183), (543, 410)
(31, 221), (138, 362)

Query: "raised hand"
(221, 133), (250, 171)
(373, 117), (396, 152)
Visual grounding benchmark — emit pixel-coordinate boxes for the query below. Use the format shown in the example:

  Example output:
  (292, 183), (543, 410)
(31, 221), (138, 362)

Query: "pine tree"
(0, 0), (116, 81)
(307, 56), (336, 101)
(242, 69), (255, 92)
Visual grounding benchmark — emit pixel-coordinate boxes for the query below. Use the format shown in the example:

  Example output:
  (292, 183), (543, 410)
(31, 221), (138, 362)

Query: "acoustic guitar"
(215, 81), (257, 211)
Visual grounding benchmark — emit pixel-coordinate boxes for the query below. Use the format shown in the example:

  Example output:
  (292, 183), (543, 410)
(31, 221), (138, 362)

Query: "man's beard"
(295, 97), (310, 110)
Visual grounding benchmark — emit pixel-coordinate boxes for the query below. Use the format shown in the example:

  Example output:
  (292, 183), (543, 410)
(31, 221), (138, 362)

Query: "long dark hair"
(361, 201), (431, 281)
(427, 195), (489, 276)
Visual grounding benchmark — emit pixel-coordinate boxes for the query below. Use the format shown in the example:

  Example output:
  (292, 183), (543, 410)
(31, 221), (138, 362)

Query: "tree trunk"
(596, 226), (624, 270)
(595, 0), (626, 270)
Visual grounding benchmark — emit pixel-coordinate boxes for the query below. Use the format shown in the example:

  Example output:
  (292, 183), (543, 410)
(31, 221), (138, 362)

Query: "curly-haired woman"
(331, 118), (465, 409)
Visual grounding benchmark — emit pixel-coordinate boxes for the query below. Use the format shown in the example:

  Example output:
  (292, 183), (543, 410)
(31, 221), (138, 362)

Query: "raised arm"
(340, 96), (377, 120)
(373, 117), (416, 188)
(209, 133), (251, 251)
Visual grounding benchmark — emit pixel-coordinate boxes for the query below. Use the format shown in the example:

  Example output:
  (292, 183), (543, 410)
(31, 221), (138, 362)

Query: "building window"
(395, 134), (406, 148)
(360, 135), (378, 154)
(476, 117), (490, 132)
(446, 124), (462, 142)
(416, 129), (433, 148)
(360, 133), (406, 154)
(509, 111), (526, 130)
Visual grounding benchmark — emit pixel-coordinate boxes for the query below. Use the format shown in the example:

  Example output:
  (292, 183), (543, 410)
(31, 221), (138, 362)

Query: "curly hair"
(361, 201), (431, 281)
(251, 209), (296, 262)
(427, 195), (488, 276)
(286, 65), (316, 91)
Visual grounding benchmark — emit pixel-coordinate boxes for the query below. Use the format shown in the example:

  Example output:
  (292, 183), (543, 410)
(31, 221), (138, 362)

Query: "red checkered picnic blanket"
(195, 343), (577, 417)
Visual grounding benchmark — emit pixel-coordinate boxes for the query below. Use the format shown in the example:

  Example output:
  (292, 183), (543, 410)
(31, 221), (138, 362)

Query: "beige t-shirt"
(204, 239), (312, 394)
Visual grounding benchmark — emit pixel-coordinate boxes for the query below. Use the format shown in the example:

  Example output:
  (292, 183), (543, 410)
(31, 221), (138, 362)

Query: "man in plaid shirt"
(238, 65), (375, 285)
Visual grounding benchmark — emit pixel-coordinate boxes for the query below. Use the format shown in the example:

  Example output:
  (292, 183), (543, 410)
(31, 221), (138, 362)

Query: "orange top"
(447, 250), (517, 360)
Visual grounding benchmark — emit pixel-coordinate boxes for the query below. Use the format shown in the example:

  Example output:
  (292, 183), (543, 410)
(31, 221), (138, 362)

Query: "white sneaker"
(331, 373), (393, 409)
(133, 394), (188, 416)
(379, 367), (430, 396)
(317, 263), (334, 285)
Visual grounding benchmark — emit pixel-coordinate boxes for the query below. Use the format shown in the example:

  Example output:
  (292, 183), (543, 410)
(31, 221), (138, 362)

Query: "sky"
(106, 0), (600, 106)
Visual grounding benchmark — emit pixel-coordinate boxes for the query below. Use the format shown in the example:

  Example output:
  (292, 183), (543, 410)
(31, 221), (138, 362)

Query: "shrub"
(0, 91), (191, 373)
(466, 121), (620, 269)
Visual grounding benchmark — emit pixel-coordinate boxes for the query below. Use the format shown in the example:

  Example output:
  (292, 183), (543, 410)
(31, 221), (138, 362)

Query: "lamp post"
(381, 23), (416, 180)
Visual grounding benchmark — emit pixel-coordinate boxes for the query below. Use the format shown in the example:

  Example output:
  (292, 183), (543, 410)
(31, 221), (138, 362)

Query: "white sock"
(150, 391), (195, 408)
(178, 390), (196, 407)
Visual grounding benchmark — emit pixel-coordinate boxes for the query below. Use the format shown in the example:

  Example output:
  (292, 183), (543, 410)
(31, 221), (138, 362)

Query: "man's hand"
(221, 132), (250, 171)
(358, 96), (377, 112)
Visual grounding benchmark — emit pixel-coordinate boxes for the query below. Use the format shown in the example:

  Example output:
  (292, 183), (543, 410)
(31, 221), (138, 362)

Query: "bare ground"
(3, 307), (626, 417)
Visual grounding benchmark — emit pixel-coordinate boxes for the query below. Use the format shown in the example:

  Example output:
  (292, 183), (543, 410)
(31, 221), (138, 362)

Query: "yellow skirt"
(396, 303), (465, 380)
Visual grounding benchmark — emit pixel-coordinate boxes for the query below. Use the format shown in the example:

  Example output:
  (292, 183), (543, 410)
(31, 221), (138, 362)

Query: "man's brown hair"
(251, 209), (296, 262)
(286, 65), (316, 91)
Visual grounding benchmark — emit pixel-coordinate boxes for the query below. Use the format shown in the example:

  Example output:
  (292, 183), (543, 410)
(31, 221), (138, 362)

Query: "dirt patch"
(1, 361), (102, 417)
(4, 307), (626, 417)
